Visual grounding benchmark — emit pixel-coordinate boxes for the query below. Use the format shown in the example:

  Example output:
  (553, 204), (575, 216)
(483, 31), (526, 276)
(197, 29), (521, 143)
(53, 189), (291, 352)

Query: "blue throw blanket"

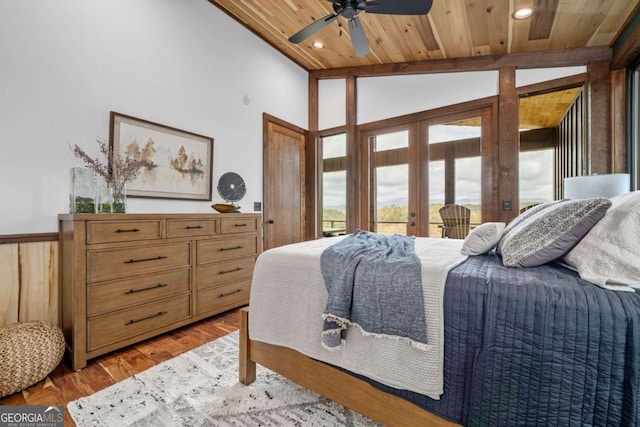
(320, 230), (427, 349)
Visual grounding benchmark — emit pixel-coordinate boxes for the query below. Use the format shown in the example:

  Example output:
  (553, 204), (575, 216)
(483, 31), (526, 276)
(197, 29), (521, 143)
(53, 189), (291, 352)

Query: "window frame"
(628, 56), (640, 191)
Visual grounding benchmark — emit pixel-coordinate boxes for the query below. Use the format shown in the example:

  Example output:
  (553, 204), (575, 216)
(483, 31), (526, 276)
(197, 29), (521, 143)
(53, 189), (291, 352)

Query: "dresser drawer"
(197, 279), (250, 315)
(197, 236), (258, 264)
(87, 294), (191, 351)
(220, 217), (259, 234)
(87, 242), (191, 283)
(87, 220), (162, 244)
(196, 257), (255, 290)
(167, 219), (217, 238)
(87, 268), (190, 316)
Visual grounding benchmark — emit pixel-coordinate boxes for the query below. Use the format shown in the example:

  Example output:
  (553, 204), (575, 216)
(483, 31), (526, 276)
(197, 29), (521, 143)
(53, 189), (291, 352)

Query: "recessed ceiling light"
(312, 41), (324, 49)
(512, 7), (535, 20)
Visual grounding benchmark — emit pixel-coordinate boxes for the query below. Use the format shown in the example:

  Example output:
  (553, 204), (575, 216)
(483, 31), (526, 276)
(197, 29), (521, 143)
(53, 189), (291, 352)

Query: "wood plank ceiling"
(209, 0), (640, 72)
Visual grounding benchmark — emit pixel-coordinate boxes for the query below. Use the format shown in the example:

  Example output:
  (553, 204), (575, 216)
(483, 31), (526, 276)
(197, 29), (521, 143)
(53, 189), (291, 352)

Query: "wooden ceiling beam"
(310, 46), (611, 79)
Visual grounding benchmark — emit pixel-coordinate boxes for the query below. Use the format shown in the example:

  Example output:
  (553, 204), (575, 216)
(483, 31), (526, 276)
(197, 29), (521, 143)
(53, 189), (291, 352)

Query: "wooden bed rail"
(238, 307), (460, 427)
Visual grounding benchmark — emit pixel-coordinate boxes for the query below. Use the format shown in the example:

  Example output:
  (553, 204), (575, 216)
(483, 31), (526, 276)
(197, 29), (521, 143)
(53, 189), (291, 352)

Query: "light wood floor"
(0, 308), (241, 426)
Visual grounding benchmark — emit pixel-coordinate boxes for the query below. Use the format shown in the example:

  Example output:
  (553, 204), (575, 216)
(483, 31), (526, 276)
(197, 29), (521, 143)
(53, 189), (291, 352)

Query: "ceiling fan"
(288, 0), (434, 57)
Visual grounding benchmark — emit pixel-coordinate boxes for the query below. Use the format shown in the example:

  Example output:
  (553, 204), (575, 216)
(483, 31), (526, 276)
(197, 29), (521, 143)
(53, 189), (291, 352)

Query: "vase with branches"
(70, 137), (146, 213)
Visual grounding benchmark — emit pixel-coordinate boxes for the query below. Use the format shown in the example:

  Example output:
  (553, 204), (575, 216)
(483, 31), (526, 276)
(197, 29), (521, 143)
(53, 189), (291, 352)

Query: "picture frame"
(109, 112), (213, 201)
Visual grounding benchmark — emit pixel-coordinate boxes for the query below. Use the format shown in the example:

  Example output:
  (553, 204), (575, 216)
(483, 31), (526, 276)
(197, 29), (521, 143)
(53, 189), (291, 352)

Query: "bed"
(239, 194), (640, 427)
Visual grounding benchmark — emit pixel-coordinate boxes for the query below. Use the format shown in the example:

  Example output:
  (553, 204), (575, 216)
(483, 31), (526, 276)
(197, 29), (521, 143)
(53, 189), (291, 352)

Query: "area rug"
(68, 331), (380, 426)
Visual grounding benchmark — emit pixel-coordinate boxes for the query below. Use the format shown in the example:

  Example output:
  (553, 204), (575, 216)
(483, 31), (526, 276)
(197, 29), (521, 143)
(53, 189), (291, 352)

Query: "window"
(321, 133), (347, 236)
(519, 149), (554, 210)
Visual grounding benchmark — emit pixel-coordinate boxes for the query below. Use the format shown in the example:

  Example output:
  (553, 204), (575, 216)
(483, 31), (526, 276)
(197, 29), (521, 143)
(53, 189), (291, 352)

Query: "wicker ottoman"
(0, 321), (65, 398)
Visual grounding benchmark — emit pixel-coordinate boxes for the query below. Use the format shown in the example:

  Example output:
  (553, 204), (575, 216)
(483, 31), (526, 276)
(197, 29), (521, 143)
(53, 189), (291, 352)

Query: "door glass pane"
(375, 130), (409, 151)
(372, 130), (409, 235)
(375, 165), (408, 235)
(321, 134), (346, 236)
(428, 119), (482, 237)
(455, 156), (481, 225)
(429, 123), (481, 144)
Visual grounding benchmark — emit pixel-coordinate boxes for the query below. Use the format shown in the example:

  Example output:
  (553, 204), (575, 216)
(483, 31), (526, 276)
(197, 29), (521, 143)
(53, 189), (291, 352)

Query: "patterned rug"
(68, 332), (380, 426)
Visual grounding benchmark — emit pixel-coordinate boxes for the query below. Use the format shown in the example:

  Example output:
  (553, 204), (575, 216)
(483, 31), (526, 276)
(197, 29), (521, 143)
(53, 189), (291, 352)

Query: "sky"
(321, 128), (554, 212)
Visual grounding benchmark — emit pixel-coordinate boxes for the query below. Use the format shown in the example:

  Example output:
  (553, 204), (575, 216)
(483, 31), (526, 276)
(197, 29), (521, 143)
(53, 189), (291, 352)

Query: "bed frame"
(239, 307), (460, 427)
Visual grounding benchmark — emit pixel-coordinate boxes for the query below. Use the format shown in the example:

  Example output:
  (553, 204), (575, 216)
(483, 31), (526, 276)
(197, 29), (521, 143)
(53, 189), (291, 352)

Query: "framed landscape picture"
(109, 112), (213, 200)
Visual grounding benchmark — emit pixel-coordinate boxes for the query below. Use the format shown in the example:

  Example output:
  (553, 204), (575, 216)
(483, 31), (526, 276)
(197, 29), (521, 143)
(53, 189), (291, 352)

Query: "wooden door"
(263, 114), (307, 250)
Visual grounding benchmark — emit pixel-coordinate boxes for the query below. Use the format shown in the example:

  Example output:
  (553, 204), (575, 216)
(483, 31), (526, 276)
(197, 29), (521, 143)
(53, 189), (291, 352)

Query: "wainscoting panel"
(0, 241), (59, 328)
(0, 244), (20, 325)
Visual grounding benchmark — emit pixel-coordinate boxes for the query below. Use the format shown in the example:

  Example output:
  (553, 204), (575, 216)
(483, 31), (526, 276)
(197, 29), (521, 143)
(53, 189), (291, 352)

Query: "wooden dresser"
(58, 213), (262, 370)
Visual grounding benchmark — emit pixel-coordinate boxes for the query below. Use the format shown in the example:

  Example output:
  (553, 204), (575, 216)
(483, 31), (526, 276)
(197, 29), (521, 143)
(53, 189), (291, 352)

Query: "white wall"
(0, 0), (308, 234)
(357, 71), (499, 124)
(516, 66), (586, 87)
(319, 79), (346, 129)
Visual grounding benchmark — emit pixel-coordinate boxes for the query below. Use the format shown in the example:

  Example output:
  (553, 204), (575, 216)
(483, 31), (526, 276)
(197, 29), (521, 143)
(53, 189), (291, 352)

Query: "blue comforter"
(352, 253), (640, 426)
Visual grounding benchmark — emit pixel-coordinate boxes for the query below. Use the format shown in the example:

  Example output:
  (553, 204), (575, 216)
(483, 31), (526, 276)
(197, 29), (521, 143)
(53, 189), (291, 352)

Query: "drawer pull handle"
(218, 267), (243, 275)
(116, 228), (140, 233)
(124, 283), (168, 294)
(185, 225), (203, 229)
(125, 255), (168, 264)
(234, 223), (248, 227)
(218, 246), (243, 252)
(219, 288), (243, 298)
(125, 311), (167, 325)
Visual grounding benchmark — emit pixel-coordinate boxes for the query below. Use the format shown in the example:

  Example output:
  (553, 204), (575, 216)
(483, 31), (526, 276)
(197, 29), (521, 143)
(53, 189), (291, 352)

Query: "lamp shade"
(564, 174), (630, 199)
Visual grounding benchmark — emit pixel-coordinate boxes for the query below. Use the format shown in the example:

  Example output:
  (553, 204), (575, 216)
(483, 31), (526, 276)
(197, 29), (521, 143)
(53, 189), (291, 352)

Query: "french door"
(361, 106), (493, 237)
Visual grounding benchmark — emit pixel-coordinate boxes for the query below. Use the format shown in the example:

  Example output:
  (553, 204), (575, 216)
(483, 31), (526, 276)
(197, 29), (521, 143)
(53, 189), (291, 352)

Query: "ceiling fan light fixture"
(512, 7), (535, 20)
(312, 41), (325, 49)
(289, 0), (433, 56)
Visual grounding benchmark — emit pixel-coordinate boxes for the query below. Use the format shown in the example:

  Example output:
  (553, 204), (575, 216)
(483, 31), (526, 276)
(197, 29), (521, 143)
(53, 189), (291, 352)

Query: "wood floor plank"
(0, 309), (241, 427)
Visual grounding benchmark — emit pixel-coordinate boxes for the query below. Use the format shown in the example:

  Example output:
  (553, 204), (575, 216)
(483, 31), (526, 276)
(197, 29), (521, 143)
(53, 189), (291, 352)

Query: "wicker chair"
(519, 202), (542, 214)
(439, 204), (471, 239)
(0, 321), (65, 397)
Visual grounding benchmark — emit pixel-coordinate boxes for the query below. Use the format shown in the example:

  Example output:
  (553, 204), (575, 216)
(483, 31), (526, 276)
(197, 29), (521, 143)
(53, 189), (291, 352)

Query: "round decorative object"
(217, 172), (246, 203)
(0, 321), (65, 398)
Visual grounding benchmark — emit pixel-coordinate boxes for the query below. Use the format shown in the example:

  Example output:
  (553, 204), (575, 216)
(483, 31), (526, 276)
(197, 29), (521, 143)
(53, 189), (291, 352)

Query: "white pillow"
(563, 191), (640, 288)
(461, 222), (506, 255)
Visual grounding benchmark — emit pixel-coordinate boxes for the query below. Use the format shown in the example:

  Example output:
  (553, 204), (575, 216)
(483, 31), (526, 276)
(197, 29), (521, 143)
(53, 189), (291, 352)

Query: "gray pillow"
(496, 199), (564, 254)
(499, 198), (611, 268)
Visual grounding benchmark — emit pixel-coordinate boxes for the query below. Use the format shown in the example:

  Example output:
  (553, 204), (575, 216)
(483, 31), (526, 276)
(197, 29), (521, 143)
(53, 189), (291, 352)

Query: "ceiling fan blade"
(348, 18), (369, 57)
(288, 14), (339, 44)
(365, 0), (433, 15)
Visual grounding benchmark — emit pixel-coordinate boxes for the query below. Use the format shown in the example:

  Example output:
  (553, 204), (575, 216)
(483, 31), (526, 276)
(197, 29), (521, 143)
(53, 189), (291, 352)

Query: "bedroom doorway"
(263, 114), (307, 250)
